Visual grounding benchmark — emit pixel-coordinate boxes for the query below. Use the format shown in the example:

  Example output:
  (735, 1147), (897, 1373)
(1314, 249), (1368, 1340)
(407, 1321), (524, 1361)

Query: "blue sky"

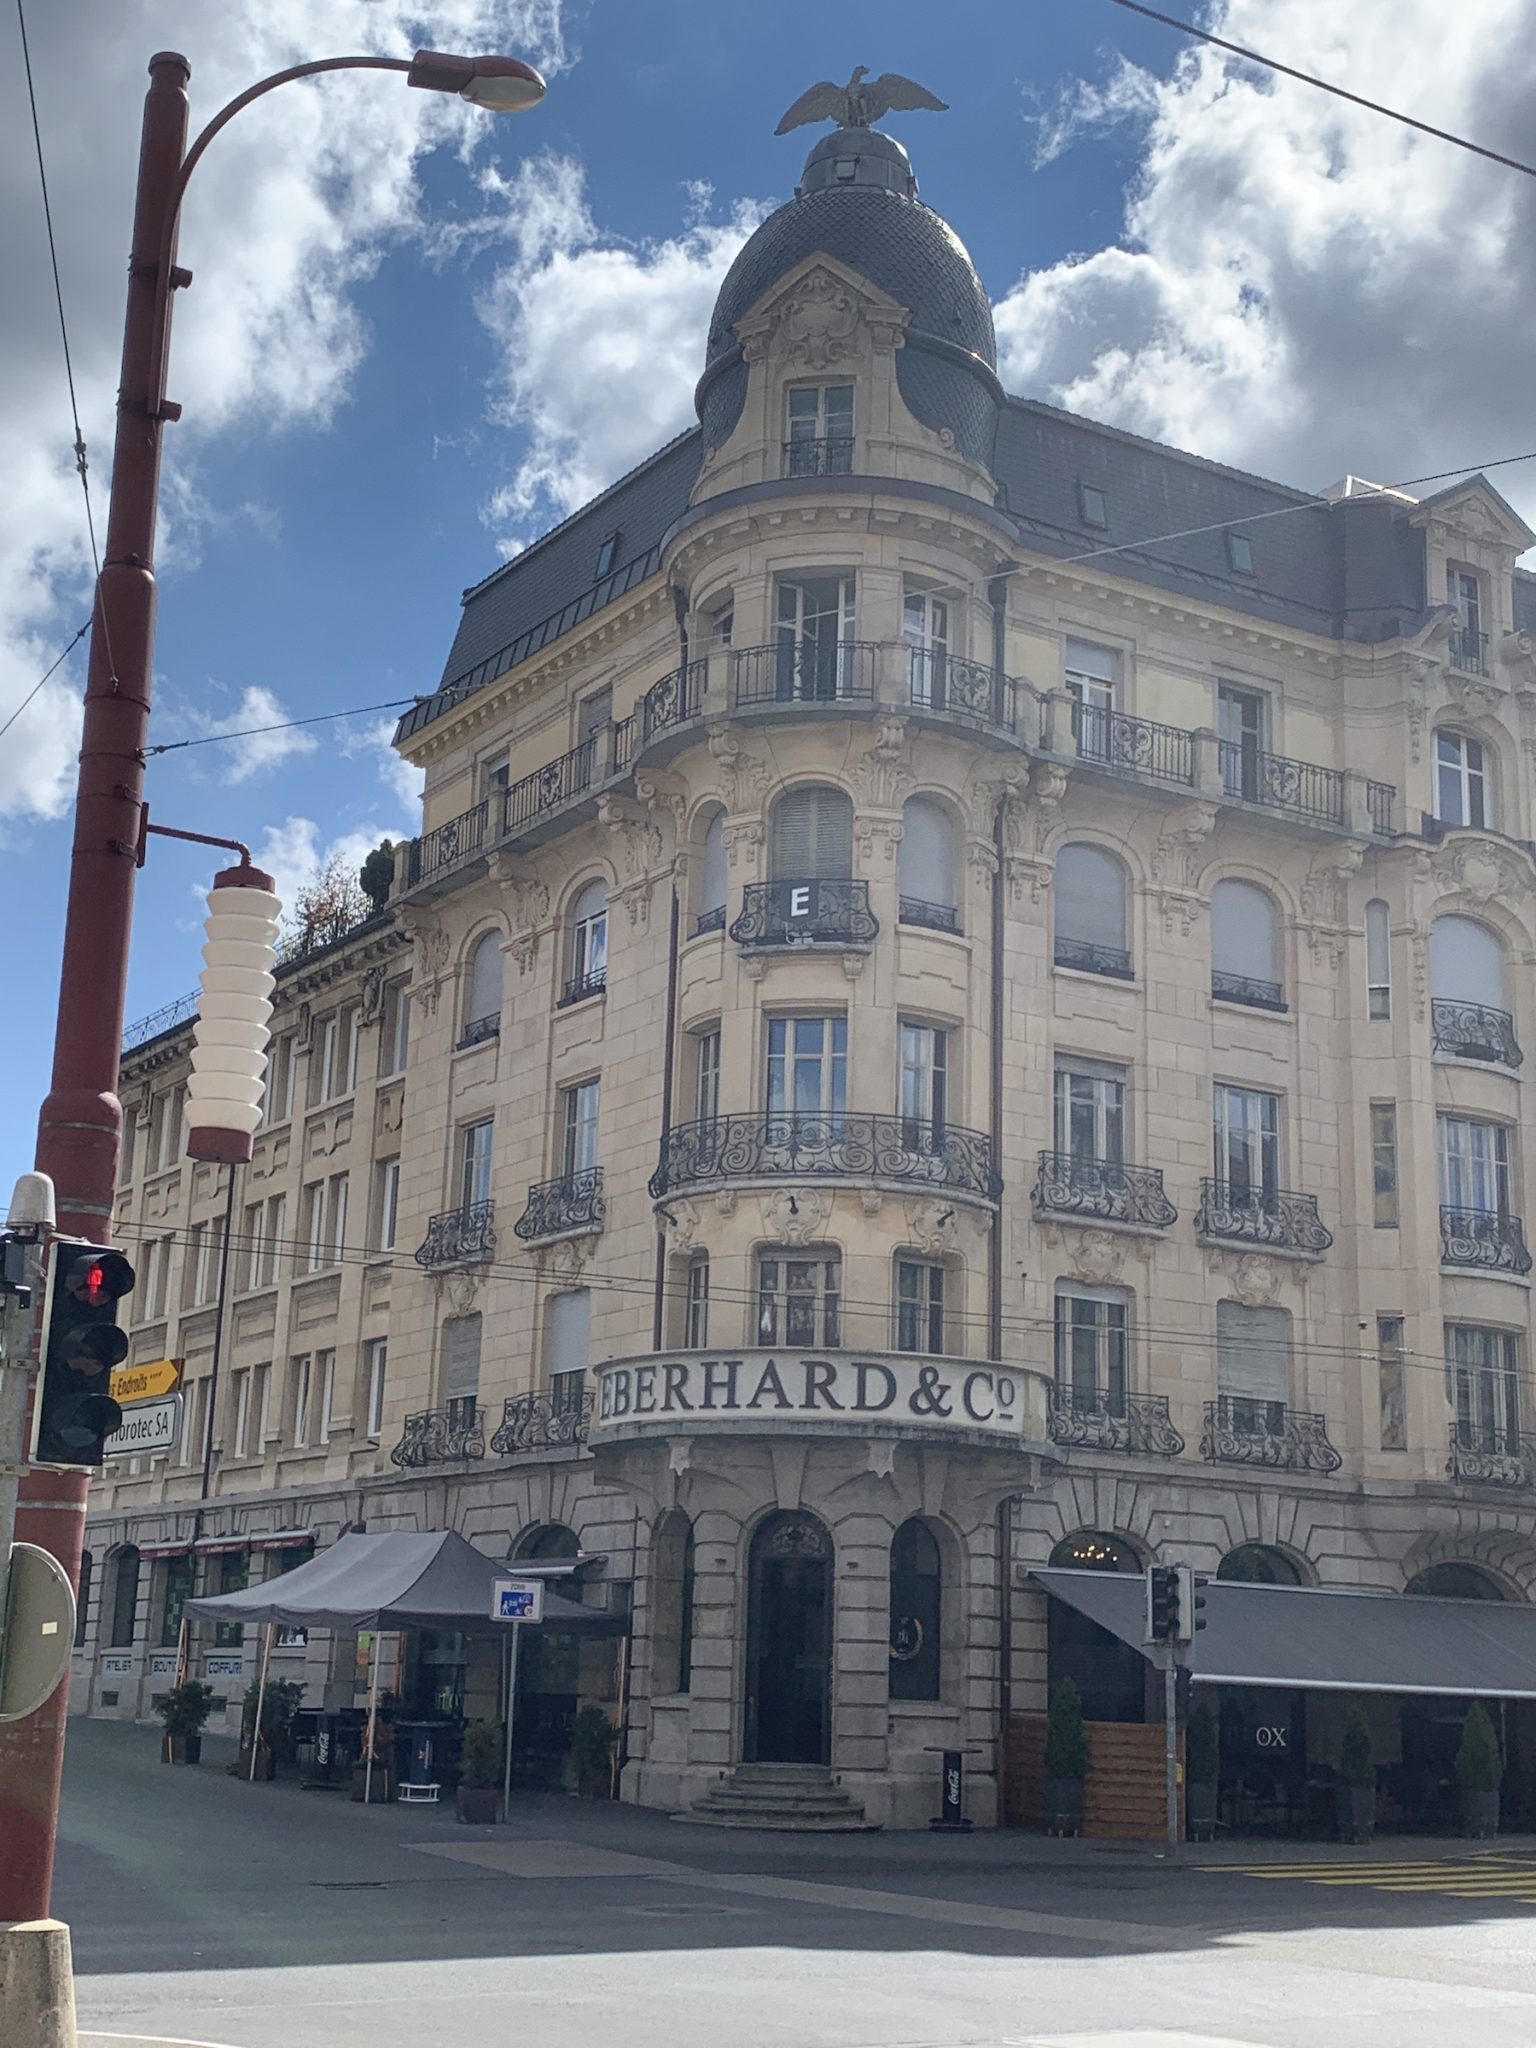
(3, 0), (1534, 1184)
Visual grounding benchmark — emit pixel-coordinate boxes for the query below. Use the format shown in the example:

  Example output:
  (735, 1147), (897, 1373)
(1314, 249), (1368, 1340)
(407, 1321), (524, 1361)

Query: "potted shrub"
(1337, 1706), (1376, 1845)
(1044, 1677), (1088, 1837)
(155, 1680), (215, 1765)
(568, 1705), (616, 1799)
(1185, 1699), (1219, 1843)
(1456, 1702), (1503, 1839)
(456, 1718), (503, 1824)
(236, 1678), (303, 1780)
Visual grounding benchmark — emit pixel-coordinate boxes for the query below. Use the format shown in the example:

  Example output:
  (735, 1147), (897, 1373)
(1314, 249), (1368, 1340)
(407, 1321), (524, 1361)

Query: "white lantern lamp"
(185, 862), (281, 1164)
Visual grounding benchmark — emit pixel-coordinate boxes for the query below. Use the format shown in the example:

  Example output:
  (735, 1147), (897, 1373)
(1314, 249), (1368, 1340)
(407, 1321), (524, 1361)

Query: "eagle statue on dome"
(774, 66), (947, 135)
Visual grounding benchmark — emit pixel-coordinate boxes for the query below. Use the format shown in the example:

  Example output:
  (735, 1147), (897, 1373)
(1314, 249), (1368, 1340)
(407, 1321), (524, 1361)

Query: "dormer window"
(1227, 531), (1255, 576)
(1448, 566), (1488, 674)
(594, 531), (621, 579)
(1078, 482), (1108, 529)
(785, 385), (853, 478)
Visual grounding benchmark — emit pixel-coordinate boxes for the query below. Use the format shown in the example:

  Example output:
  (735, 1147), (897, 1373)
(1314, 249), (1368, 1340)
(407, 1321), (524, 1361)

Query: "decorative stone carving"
(1445, 668), (1504, 720)
(707, 726), (772, 810)
(1409, 922), (1429, 1022)
(1150, 801), (1217, 936)
(1299, 842), (1365, 971)
(634, 775), (687, 843)
(1432, 834), (1532, 907)
(661, 1199), (701, 1256)
(777, 267), (863, 370)
(969, 763), (1029, 838)
(1026, 762), (1070, 854)
(854, 718), (913, 809)
(839, 951), (867, 982)
(537, 1235), (592, 1284)
(965, 837), (999, 880)
(359, 966), (386, 1025)
(598, 792), (665, 877)
(668, 1438), (692, 1477)
(866, 1439), (898, 1480)
(903, 1197), (958, 1254)
(1212, 1251), (1285, 1308)
(722, 819), (764, 869)
(402, 918), (450, 1018)
(858, 1188), (884, 1218)
(1039, 1223), (1129, 1287)
(714, 1189), (738, 1219)
(435, 1269), (481, 1316)
(853, 815), (903, 867)
(760, 1187), (832, 1246)
(494, 872), (550, 978)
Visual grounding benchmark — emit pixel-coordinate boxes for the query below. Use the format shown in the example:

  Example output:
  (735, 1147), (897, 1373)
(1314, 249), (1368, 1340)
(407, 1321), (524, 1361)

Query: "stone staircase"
(675, 1763), (877, 1831)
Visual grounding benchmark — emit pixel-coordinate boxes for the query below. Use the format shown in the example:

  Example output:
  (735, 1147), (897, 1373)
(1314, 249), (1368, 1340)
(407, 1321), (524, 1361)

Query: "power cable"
(0, 619), (89, 745)
(145, 696), (418, 759)
(1104, 0), (1536, 180)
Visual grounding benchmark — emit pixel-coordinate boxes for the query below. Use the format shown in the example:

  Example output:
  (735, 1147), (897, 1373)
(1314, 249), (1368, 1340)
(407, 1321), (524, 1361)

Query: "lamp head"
(407, 50), (547, 113)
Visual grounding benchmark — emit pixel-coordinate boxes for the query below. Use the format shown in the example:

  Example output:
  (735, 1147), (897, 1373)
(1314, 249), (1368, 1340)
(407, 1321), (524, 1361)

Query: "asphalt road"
(53, 1718), (1536, 2048)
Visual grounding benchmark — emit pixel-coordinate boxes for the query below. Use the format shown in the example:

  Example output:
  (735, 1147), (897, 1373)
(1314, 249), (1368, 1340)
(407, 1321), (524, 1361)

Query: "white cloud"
(995, 0), (1536, 517)
(253, 814), (408, 917)
(183, 683), (318, 783)
(340, 715), (427, 811)
(0, 0), (569, 826)
(474, 155), (769, 540)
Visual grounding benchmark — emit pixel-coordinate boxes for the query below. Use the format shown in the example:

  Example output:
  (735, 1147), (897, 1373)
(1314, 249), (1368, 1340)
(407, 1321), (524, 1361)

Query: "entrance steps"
(674, 1763), (878, 1831)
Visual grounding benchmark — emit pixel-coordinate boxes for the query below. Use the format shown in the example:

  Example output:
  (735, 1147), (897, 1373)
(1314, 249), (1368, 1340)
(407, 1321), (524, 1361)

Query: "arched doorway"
(1219, 1544), (1305, 1586)
(518, 1523), (579, 1561)
(746, 1511), (832, 1764)
(1047, 1531), (1145, 1723)
(1407, 1562), (1506, 1600)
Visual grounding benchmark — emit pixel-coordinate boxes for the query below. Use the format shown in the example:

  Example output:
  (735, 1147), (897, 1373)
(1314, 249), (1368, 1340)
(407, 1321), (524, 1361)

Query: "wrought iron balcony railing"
(514, 1168), (605, 1242)
(1055, 936), (1133, 980)
(1219, 742), (1345, 827)
(783, 434), (854, 477)
(390, 1401), (486, 1469)
(1432, 998), (1523, 1067)
(558, 967), (607, 1008)
(649, 1112), (999, 1201)
(693, 904), (726, 936)
(1211, 969), (1287, 1011)
(1195, 1179), (1333, 1254)
(730, 878), (878, 949)
(406, 799), (489, 887)
(731, 639), (879, 708)
(1439, 1204), (1533, 1275)
(1448, 626), (1489, 676)
(1048, 1387), (1186, 1457)
(1033, 1151), (1178, 1230)
(1367, 779), (1396, 836)
(1447, 1423), (1536, 1489)
(906, 648), (1014, 731)
(899, 895), (962, 935)
(457, 1014), (500, 1050)
(413, 1200), (496, 1270)
(640, 658), (707, 746)
(1200, 1396), (1343, 1473)
(1070, 704), (1196, 787)
(503, 734), (598, 837)
(490, 1384), (595, 1456)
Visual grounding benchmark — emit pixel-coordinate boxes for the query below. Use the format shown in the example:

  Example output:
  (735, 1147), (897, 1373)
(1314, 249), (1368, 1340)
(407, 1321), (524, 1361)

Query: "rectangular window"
(212, 1550), (248, 1649)
(1450, 566), (1483, 638)
(1216, 1300), (1291, 1433)
(594, 530), (621, 578)
(1213, 1084), (1279, 1200)
(371, 1157), (399, 1252)
(440, 1313), (483, 1415)
(291, 1355), (312, 1448)
(1054, 1057), (1126, 1163)
(784, 384), (853, 474)
(684, 1256), (709, 1349)
(902, 588), (950, 706)
(1435, 731), (1487, 829)
(263, 1194), (285, 1287)
(378, 982), (411, 1078)
(578, 687), (612, 741)
(242, 1203), (263, 1291)
(365, 1340), (387, 1439)
(315, 1007), (359, 1103)
(183, 1224), (206, 1310)
(546, 1289), (590, 1417)
(756, 1254), (841, 1348)
(1371, 1102), (1400, 1227)
(329, 1176), (348, 1263)
(315, 1349), (335, 1446)
(481, 751), (510, 799)
(694, 1027), (721, 1124)
(1439, 1116), (1511, 1217)
(231, 1369), (251, 1457)
(159, 1554), (193, 1647)
(118, 1116), (136, 1187)
(710, 604), (734, 647)
(1366, 899), (1392, 1019)
(1054, 1286), (1129, 1414)
(898, 1021), (948, 1137)
(254, 1363), (272, 1451)
(459, 1120), (494, 1210)
(1063, 640), (1118, 756)
(773, 575), (857, 699)
(1447, 1324), (1523, 1451)
(765, 1015), (847, 1116)
(263, 1036), (295, 1124)
(561, 1080), (601, 1176)
(1078, 481), (1108, 528)
(1227, 531), (1255, 575)
(896, 1258), (946, 1354)
(1218, 682), (1265, 801)
(301, 1182), (325, 1272)
(1378, 1315), (1406, 1450)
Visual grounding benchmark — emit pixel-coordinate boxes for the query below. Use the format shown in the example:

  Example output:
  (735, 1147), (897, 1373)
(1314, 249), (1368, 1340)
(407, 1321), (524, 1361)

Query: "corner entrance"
(745, 1511), (832, 1764)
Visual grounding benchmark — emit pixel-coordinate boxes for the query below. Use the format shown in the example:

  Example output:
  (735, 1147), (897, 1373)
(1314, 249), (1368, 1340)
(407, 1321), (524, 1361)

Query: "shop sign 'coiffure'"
(594, 1352), (1033, 1439)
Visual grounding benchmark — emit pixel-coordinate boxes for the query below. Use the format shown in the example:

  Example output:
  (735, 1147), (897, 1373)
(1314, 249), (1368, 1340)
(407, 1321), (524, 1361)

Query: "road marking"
(80, 2034), (246, 2048)
(1211, 1855), (1536, 1905)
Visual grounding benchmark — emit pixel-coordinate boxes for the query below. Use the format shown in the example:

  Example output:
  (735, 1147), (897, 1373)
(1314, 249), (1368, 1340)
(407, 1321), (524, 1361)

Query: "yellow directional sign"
(110, 1358), (183, 1405)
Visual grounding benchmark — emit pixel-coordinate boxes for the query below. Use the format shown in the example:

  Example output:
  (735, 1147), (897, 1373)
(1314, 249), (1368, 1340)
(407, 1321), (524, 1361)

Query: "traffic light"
(1146, 1563), (1180, 1642)
(32, 1240), (133, 1466)
(1176, 1564), (1209, 1641)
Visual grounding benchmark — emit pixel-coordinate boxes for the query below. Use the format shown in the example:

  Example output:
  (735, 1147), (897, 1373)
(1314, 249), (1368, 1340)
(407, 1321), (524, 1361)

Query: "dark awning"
(1030, 1568), (1536, 1700)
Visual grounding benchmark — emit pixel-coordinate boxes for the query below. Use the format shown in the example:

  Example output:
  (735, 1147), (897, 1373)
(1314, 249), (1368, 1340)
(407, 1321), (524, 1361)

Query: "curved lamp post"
(2, 45), (545, 1930)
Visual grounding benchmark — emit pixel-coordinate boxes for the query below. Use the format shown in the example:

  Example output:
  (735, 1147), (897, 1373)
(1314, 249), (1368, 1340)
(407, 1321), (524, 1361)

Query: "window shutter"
(771, 786), (852, 879)
(1216, 1301), (1290, 1400)
(898, 797), (954, 905)
(1211, 880), (1279, 980)
(1055, 844), (1127, 949)
(547, 1289), (591, 1377)
(440, 1314), (482, 1402)
(1430, 915), (1504, 1006)
(465, 934), (502, 1025)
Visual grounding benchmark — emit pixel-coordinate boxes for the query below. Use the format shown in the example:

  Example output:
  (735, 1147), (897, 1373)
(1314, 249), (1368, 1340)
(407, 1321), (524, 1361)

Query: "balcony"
(1440, 1204), (1533, 1276)
(558, 968), (607, 1009)
(504, 734), (598, 837)
(730, 878), (878, 951)
(1054, 936), (1133, 980)
(906, 648), (1015, 733)
(1448, 626), (1489, 676)
(1432, 998), (1523, 1068)
(413, 1200), (496, 1270)
(389, 1402), (486, 1469)
(404, 799), (490, 890)
(783, 435), (853, 478)
(456, 1014), (500, 1051)
(1367, 779), (1396, 836)
(1211, 969), (1287, 1012)
(649, 1112), (999, 1202)
(514, 1168), (605, 1242)
(1071, 704), (1195, 788)
(1220, 742), (1345, 828)
(731, 640), (879, 709)
(1447, 1423), (1536, 1489)
(402, 729), (614, 896)
(639, 658), (707, 748)
(693, 904), (727, 937)
(490, 1385), (595, 1457)
(1048, 1386), (1186, 1457)
(899, 895), (962, 935)
(1033, 1151), (1177, 1230)
(1195, 1179), (1333, 1255)
(1200, 1396), (1343, 1474)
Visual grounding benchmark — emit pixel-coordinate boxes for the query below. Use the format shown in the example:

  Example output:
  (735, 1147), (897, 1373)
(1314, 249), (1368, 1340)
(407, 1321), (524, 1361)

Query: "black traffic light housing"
(1146, 1563), (1181, 1642)
(32, 1240), (133, 1466)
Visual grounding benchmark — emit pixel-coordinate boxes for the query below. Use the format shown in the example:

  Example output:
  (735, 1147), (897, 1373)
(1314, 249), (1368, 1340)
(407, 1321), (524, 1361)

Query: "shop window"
(1406, 1563), (1505, 1601)
(651, 1509), (695, 1695)
(519, 1523), (579, 1561)
(213, 1550), (249, 1649)
(75, 1550), (93, 1648)
(888, 1518), (943, 1702)
(1217, 1544), (1303, 1586)
(109, 1547), (141, 1648)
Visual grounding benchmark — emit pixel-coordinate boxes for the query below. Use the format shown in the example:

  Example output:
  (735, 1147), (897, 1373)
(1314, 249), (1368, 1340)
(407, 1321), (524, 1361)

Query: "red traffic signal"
(63, 1249), (133, 1310)
(34, 1239), (135, 1467)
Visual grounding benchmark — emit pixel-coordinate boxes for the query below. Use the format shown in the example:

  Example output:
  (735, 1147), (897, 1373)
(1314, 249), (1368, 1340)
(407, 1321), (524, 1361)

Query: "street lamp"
(0, 43), (546, 1937)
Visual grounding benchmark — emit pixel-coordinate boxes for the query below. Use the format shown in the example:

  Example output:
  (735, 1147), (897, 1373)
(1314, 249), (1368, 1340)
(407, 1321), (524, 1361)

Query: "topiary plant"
(459, 1718), (504, 1791)
(1456, 1703), (1503, 1791)
(155, 1680), (215, 1739)
(1044, 1677), (1088, 1783)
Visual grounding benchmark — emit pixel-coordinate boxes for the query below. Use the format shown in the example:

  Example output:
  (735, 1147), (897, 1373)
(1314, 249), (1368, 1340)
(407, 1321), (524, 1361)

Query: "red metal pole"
(0, 51), (190, 1925)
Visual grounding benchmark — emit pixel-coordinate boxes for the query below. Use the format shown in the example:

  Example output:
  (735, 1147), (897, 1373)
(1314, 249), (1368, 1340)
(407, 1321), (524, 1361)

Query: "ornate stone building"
(81, 112), (1536, 1830)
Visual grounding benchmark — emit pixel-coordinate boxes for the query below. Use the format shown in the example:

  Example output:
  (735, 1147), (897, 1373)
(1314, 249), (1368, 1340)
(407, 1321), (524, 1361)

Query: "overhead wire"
(0, 619), (89, 745)
(145, 696), (419, 759)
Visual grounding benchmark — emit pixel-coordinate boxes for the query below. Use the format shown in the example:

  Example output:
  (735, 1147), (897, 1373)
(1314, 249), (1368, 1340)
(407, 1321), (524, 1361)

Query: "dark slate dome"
(697, 127), (1001, 470)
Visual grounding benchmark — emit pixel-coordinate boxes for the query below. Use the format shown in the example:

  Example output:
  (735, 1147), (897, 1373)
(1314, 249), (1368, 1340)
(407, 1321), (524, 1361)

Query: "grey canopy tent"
(185, 1530), (599, 1798)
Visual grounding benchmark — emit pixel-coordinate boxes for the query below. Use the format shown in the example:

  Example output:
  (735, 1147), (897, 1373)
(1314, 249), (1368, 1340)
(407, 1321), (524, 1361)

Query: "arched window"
(1430, 916), (1516, 1063)
(889, 1518), (943, 1702)
(1218, 1543), (1303, 1586)
(109, 1546), (141, 1648)
(518, 1523), (579, 1562)
(1365, 898), (1391, 1020)
(651, 1509), (695, 1695)
(1211, 879), (1283, 1010)
(1049, 1531), (1140, 1572)
(1406, 1562), (1505, 1601)
(461, 932), (502, 1044)
(563, 881), (607, 1006)
(1054, 844), (1130, 979)
(1046, 1530), (1143, 1722)
(695, 810), (727, 935)
(770, 786), (852, 880)
(1434, 730), (1489, 828)
(898, 796), (959, 932)
(75, 1550), (93, 1648)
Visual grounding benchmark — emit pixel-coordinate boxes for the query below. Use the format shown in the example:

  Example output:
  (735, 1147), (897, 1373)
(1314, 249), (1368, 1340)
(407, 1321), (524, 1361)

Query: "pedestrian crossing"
(1213, 1853), (1536, 1904)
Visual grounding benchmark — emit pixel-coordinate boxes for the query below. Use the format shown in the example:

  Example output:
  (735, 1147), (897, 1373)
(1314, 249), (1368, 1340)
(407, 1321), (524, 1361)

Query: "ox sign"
(595, 1352), (1030, 1439)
